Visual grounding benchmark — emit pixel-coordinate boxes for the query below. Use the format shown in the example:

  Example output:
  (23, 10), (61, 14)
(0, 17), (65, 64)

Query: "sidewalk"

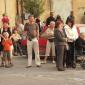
(0, 56), (85, 85)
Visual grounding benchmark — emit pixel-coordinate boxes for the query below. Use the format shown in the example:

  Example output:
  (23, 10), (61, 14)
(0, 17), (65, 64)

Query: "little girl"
(1, 32), (13, 68)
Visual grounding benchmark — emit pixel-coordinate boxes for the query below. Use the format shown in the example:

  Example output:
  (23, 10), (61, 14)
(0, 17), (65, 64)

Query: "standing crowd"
(0, 11), (85, 71)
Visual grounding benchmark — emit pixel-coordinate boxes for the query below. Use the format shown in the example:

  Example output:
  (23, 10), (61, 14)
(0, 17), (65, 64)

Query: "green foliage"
(23, 0), (45, 18)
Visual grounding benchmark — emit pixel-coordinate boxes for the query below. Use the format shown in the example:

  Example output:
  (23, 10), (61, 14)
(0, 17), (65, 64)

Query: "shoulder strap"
(63, 27), (67, 38)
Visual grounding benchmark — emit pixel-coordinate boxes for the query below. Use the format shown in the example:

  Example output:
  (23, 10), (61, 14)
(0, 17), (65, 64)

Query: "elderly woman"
(54, 20), (67, 71)
(43, 21), (56, 64)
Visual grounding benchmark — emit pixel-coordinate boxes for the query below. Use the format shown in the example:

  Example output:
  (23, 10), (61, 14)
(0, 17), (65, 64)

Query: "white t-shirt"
(64, 25), (78, 41)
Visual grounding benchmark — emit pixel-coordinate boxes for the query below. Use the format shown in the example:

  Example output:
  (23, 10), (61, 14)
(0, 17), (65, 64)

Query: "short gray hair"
(28, 15), (34, 19)
(50, 21), (55, 25)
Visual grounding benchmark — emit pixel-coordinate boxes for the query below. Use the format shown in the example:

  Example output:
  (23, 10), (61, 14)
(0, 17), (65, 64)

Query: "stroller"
(75, 33), (85, 69)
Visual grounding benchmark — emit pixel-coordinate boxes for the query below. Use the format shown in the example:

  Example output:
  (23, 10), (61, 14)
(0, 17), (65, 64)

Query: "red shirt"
(2, 39), (12, 51)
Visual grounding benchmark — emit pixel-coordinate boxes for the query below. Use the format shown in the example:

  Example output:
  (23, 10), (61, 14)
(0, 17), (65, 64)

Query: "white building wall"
(0, 0), (16, 27)
(52, 0), (72, 22)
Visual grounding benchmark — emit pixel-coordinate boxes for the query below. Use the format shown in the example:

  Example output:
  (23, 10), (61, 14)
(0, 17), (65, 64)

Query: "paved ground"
(0, 56), (85, 85)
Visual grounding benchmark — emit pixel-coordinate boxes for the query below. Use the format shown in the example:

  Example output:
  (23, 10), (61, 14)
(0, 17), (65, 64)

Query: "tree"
(23, 0), (45, 18)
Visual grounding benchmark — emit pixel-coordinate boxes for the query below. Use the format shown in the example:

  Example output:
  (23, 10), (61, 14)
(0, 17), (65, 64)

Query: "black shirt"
(46, 16), (55, 26)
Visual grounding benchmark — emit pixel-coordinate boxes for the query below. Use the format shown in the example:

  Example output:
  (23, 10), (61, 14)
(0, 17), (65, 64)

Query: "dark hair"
(84, 12), (85, 15)
(56, 15), (62, 21)
(66, 19), (74, 28)
(3, 13), (6, 16)
(28, 15), (34, 19)
(55, 20), (63, 28)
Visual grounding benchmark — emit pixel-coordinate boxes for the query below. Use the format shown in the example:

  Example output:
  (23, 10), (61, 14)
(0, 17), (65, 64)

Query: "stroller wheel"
(81, 62), (85, 69)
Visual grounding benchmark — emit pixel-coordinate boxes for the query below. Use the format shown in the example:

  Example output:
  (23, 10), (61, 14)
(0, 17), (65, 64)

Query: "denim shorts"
(3, 51), (10, 58)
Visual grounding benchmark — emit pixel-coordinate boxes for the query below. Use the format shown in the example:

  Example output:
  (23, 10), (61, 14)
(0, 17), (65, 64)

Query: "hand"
(47, 33), (53, 38)
(84, 37), (85, 41)
(0, 34), (1, 37)
(67, 38), (73, 42)
(37, 36), (39, 40)
(0, 34), (4, 38)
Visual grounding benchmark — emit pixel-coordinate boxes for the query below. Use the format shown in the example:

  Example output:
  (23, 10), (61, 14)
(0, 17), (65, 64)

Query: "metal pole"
(21, 0), (24, 24)
(16, 0), (19, 15)
(49, 0), (53, 12)
(49, 0), (52, 12)
(4, 0), (7, 14)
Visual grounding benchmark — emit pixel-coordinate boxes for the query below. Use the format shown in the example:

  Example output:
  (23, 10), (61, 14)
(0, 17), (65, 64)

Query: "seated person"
(75, 33), (85, 54)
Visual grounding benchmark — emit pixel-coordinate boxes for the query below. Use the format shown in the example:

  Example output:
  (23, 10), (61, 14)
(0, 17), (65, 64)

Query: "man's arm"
(24, 23), (28, 38)
(36, 23), (39, 40)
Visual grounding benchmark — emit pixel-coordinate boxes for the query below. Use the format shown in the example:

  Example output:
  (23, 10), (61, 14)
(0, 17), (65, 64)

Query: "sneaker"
(44, 61), (47, 64)
(72, 64), (76, 68)
(5, 65), (10, 68)
(41, 61), (47, 64)
(26, 66), (32, 68)
(52, 61), (56, 64)
(13, 52), (18, 56)
(36, 65), (41, 68)
(9, 63), (13, 67)
(58, 68), (65, 71)
(0, 64), (4, 67)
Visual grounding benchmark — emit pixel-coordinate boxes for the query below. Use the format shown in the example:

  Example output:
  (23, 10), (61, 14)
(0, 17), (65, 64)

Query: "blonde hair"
(3, 32), (9, 37)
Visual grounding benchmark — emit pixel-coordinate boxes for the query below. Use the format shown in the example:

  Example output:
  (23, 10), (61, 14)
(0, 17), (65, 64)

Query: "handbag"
(48, 39), (54, 42)
(66, 43), (70, 50)
(40, 32), (48, 38)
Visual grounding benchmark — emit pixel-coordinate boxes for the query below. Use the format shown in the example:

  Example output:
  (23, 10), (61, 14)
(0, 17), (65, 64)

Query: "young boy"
(1, 32), (13, 68)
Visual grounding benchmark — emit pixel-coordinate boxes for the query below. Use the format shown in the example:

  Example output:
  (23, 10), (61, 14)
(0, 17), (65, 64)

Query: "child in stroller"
(20, 31), (27, 56)
(75, 33), (85, 54)
(75, 33), (85, 69)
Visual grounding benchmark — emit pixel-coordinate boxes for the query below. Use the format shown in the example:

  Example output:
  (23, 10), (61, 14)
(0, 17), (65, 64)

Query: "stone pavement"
(0, 56), (85, 85)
